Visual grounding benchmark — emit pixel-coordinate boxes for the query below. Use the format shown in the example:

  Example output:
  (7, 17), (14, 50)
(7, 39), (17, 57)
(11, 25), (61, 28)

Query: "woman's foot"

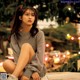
(7, 74), (18, 80)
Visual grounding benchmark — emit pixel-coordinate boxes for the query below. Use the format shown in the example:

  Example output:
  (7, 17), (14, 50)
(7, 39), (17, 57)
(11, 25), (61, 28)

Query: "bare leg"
(3, 59), (22, 77)
(3, 59), (15, 74)
(3, 60), (29, 80)
(12, 43), (35, 78)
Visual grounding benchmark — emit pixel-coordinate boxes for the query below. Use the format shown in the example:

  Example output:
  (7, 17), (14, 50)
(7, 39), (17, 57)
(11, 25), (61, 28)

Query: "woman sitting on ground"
(3, 5), (46, 80)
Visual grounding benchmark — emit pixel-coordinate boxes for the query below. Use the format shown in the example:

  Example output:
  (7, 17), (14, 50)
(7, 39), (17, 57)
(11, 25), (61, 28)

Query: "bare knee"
(3, 59), (11, 68)
(3, 59), (14, 67)
(22, 43), (35, 57)
(22, 43), (32, 49)
(3, 59), (15, 73)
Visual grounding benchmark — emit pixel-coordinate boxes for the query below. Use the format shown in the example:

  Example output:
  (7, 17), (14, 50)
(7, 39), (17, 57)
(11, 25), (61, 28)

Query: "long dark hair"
(11, 5), (38, 40)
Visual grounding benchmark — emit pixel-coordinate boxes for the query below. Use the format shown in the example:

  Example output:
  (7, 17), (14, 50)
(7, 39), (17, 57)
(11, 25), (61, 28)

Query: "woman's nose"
(29, 15), (32, 18)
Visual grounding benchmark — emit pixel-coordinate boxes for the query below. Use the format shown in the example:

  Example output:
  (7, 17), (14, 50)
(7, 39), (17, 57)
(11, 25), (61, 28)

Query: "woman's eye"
(31, 13), (35, 16)
(25, 13), (35, 16)
(25, 14), (29, 16)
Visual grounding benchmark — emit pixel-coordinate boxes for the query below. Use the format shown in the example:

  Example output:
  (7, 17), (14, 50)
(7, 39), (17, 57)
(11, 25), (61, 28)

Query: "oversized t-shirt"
(10, 30), (46, 77)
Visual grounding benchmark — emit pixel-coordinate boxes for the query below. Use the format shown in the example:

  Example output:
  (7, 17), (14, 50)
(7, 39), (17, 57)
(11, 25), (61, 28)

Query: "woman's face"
(21, 9), (35, 26)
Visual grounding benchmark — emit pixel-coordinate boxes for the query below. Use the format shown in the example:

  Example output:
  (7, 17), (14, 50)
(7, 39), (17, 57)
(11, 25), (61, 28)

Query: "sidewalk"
(0, 61), (80, 80)
(42, 72), (80, 80)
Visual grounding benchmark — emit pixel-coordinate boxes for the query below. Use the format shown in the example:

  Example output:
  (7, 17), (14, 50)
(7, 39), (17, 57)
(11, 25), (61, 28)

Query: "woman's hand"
(32, 72), (41, 80)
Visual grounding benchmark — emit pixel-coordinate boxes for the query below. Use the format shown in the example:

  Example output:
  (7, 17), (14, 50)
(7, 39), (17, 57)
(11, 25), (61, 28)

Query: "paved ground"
(0, 60), (80, 80)
(42, 72), (80, 80)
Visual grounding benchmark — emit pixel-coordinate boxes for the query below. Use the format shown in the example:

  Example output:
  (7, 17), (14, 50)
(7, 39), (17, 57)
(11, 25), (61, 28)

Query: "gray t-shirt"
(10, 30), (46, 77)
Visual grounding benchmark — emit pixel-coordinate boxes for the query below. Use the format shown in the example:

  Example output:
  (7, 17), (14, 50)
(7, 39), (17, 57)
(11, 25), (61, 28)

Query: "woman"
(3, 5), (46, 80)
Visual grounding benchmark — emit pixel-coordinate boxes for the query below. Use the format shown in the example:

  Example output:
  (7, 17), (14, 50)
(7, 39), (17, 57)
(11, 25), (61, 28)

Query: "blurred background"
(0, 0), (80, 73)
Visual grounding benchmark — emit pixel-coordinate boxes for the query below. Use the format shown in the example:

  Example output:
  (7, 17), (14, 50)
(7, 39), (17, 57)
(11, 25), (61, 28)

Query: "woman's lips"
(28, 20), (32, 22)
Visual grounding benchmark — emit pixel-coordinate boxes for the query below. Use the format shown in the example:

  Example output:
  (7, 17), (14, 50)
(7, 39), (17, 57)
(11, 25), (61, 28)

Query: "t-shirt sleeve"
(36, 30), (45, 65)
